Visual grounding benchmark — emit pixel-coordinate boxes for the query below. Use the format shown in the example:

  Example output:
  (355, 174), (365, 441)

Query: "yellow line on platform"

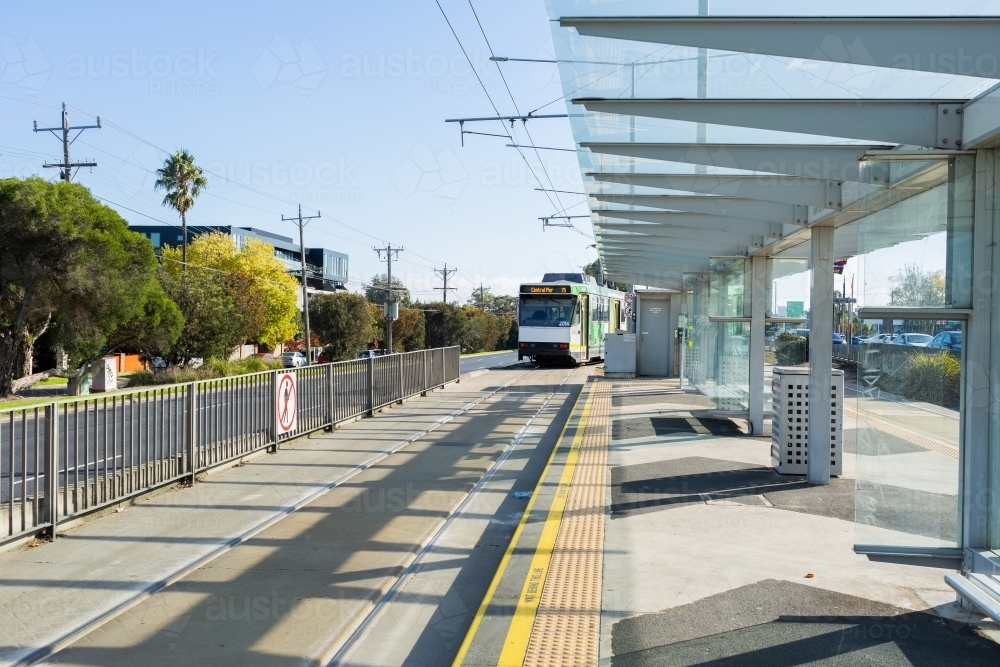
(450, 377), (594, 667)
(496, 382), (596, 667)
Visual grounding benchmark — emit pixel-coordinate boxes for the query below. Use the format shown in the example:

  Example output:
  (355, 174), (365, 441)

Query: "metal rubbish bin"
(771, 367), (844, 476)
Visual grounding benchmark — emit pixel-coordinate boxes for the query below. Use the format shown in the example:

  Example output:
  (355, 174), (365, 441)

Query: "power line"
(433, 0), (572, 220)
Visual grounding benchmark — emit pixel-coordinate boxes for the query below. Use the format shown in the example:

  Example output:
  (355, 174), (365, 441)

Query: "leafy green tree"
(391, 306), (426, 352)
(889, 264), (945, 307)
(105, 279), (184, 361)
(161, 232), (299, 348)
(583, 259), (628, 291)
(365, 274), (412, 306)
(424, 302), (466, 349)
(159, 265), (242, 364)
(155, 149), (207, 270)
(0, 177), (164, 394)
(310, 292), (375, 360)
(465, 287), (517, 317)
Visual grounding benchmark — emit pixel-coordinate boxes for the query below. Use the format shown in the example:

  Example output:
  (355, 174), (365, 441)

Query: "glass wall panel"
(681, 270), (750, 412)
(857, 157), (973, 310)
(854, 319), (963, 550)
(854, 156), (970, 552)
(710, 258), (748, 318)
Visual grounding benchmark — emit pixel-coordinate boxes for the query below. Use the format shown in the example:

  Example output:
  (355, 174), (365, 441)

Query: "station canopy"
(543, 1), (1000, 289)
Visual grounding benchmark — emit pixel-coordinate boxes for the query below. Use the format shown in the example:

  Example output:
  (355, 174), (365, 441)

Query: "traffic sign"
(276, 372), (298, 435)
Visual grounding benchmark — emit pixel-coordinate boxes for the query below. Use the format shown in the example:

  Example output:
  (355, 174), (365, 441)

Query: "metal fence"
(0, 346), (461, 546)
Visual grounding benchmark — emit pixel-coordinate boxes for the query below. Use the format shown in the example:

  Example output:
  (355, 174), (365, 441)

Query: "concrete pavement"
(0, 366), (590, 666)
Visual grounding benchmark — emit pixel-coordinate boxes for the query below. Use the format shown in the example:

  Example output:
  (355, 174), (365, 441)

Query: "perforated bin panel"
(771, 367), (843, 476)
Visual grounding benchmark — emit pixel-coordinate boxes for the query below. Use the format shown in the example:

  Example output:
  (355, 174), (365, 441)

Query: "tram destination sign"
(521, 285), (571, 294)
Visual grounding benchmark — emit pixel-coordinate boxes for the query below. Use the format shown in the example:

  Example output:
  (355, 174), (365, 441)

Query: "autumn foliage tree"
(161, 232), (299, 355)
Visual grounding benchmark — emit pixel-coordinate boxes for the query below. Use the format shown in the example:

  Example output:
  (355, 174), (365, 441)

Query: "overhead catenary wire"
(433, 0), (574, 221)
(1, 88), (456, 287)
(466, 0), (567, 217)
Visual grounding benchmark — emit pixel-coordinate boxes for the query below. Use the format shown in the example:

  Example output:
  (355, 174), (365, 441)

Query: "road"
(459, 350), (520, 374)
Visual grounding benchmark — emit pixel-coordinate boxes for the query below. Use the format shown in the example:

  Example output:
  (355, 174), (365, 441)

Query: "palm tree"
(155, 149), (208, 272)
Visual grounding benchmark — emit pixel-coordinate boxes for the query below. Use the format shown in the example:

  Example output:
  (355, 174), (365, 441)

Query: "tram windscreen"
(519, 296), (578, 327)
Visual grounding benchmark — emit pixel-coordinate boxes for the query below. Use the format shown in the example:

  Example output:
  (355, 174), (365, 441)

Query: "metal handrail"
(0, 346), (462, 546)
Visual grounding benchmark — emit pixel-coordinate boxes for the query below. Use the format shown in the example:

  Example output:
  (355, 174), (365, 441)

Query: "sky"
(0, 0), (588, 304)
(2, 0), (999, 305)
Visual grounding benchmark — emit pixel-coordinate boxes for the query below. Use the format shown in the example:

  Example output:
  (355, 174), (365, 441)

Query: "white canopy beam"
(595, 223), (767, 247)
(581, 142), (890, 182)
(560, 16), (1000, 79)
(588, 172), (843, 209)
(600, 237), (749, 255)
(593, 194), (810, 225)
(575, 98), (964, 149)
(595, 209), (784, 239)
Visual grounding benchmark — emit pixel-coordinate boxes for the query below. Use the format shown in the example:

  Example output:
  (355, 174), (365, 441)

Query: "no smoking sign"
(276, 372), (298, 435)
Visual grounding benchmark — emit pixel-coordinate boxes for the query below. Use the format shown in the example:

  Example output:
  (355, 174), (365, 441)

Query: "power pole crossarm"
(33, 102), (100, 181)
(433, 264), (458, 304)
(282, 204), (322, 365)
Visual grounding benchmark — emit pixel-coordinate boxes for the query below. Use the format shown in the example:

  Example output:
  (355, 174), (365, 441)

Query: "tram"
(517, 273), (627, 365)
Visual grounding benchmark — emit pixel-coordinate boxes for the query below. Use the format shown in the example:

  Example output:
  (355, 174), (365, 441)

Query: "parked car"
(357, 349), (386, 359)
(833, 333), (846, 345)
(851, 336), (866, 345)
(927, 330), (962, 352)
(892, 333), (933, 347)
(281, 351), (308, 368)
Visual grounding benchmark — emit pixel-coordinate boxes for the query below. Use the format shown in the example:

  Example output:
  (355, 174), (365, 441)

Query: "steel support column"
(808, 226), (835, 486)
(749, 254), (766, 435)
(966, 149), (995, 551)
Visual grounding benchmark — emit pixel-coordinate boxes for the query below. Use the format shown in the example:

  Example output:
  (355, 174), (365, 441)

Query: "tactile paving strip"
(522, 380), (609, 667)
(844, 404), (958, 459)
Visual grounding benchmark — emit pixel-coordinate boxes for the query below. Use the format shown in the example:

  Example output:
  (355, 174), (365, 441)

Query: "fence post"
(45, 403), (58, 538)
(454, 347), (460, 384)
(269, 371), (278, 452)
(421, 349), (428, 396)
(441, 349), (447, 388)
(397, 354), (404, 404)
(187, 383), (197, 485)
(326, 363), (335, 430)
(367, 356), (375, 416)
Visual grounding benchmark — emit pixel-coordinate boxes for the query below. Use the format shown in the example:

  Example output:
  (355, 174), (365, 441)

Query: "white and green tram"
(517, 273), (627, 365)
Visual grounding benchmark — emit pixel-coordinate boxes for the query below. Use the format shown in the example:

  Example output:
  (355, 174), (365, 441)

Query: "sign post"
(275, 372), (298, 436)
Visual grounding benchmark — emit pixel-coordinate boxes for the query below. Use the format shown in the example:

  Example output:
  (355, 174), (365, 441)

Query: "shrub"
(126, 357), (281, 387)
(775, 331), (809, 366)
(901, 352), (960, 409)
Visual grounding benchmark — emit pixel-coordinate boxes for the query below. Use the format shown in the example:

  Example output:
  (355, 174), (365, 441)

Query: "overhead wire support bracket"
(446, 114), (568, 147)
(539, 214), (590, 231)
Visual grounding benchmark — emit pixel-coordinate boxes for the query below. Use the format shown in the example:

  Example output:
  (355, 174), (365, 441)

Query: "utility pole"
(282, 204), (322, 365)
(480, 283), (486, 311)
(34, 102), (100, 181)
(433, 264), (457, 304)
(374, 244), (403, 353)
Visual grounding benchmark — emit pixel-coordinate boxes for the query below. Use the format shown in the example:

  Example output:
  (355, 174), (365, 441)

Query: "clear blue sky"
(0, 0), (585, 303)
(2, 0), (998, 303)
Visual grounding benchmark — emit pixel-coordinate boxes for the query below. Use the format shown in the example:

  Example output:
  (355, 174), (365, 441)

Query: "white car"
(281, 351), (308, 368)
(892, 333), (933, 347)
